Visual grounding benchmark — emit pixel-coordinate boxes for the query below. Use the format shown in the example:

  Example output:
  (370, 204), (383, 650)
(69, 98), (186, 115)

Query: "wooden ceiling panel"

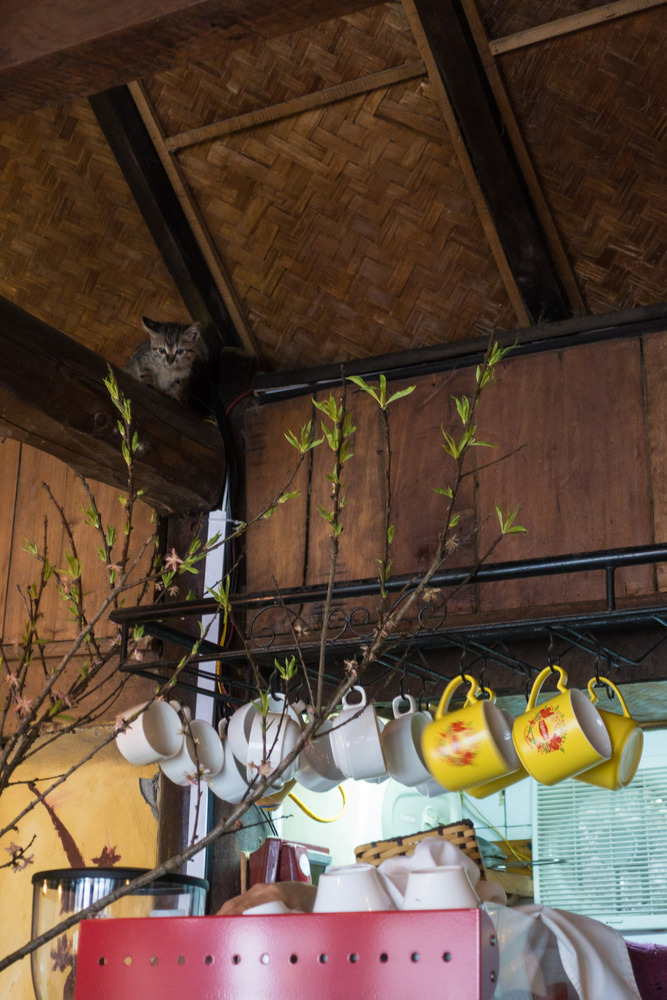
(497, 9), (667, 315)
(143, 4), (421, 138)
(175, 76), (515, 370)
(0, 101), (187, 367)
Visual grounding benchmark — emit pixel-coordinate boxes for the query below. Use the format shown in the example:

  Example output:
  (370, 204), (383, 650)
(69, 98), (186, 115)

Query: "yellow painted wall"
(0, 727), (158, 998)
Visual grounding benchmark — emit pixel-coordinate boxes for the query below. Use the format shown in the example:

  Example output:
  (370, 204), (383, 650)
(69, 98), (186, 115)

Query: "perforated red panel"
(74, 908), (499, 1000)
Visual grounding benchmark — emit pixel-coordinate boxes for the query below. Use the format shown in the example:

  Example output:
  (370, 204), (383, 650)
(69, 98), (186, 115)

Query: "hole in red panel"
(97, 957), (106, 967)
(232, 955), (241, 965)
(379, 953), (389, 963)
(318, 954), (328, 964)
(348, 954), (359, 964)
(177, 956), (185, 966)
(289, 954), (298, 964)
(123, 956), (132, 967)
(204, 955), (213, 966)
(443, 952), (452, 963)
(411, 953), (420, 963)
(260, 954), (270, 965)
(150, 956), (158, 966)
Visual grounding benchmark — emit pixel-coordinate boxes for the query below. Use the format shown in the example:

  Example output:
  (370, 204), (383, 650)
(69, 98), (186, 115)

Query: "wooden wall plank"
(243, 395), (312, 594)
(0, 438), (21, 638)
(475, 339), (655, 611)
(3, 444), (155, 645)
(641, 330), (667, 591)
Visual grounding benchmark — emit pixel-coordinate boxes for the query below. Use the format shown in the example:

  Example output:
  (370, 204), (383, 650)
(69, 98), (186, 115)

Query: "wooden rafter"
(90, 86), (247, 358)
(404, 0), (574, 325)
(0, 297), (225, 515)
(490, 0), (666, 55)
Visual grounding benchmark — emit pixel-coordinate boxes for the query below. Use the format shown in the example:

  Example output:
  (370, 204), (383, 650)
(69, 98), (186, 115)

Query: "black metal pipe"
(109, 543), (667, 624)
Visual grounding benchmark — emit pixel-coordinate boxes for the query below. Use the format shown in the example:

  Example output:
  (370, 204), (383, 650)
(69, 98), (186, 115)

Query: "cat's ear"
(183, 322), (202, 346)
(141, 316), (160, 336)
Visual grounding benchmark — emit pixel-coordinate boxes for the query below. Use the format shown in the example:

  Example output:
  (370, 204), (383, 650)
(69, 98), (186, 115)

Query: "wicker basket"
(354, 820), (485, 876)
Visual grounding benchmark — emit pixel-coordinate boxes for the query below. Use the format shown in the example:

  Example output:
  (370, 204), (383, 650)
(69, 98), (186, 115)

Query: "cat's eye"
(158, 347), (166, 354)
(176, 348), (184, 355)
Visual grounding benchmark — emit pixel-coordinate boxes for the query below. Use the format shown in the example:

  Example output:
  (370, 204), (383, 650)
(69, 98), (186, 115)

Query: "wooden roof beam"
(0, 297), (225, 516)
(406, 0), (574, 324)
(0, 0), (374, 122)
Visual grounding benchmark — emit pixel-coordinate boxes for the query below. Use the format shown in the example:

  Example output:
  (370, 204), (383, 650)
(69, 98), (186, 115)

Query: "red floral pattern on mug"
(523, 704), (567, 754)
(435, 719), (478, 767)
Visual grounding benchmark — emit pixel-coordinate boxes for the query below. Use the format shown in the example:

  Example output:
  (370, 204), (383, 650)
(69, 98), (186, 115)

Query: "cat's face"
(142, 318), (200, 372)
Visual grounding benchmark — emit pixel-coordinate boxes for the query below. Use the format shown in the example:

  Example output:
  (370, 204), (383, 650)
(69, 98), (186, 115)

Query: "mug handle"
(392, 694), (417, 718)
(434, 674), (481, 720)
(587, 676), (631, 718)
(526, 664), (569, 711)
(342, 685), (367, 709)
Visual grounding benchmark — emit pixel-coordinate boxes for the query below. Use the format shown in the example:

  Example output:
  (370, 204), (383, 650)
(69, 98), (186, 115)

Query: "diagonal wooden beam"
(404, 0), (574, 325)
(90, 85), (249, 359)
(0, 297), (225, 515)
(0, 0), (373, 122)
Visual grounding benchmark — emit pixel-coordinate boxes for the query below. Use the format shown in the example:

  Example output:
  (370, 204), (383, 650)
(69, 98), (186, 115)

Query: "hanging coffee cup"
(381, 694), (434, 787)
(421, 674), (520, 792)
(329, 685), (386, 781)
(465, 708), (529, 799)
(573, 677), (643, 790)
(513, 664), (612, 785)
(115, 699), (185, 767)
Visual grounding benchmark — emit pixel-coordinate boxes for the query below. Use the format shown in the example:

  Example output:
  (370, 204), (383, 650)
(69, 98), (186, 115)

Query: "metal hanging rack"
(111, 543), (667, 705)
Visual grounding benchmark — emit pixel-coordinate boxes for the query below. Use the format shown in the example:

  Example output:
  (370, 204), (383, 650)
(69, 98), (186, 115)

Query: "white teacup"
(206, 720), (251, 804)
(245, 707), (302, 781)
(227, 701), (260, 764)
(330, 686), (386, 781)
(402, 865), (479, 910)
(294, 719), (346, 792)
(381, 695), (434, 787)
(160, 717), (225, 786)
(313, 863), (401, 913)
(242, 901), (297, 915)
(115, 700), (184, 766)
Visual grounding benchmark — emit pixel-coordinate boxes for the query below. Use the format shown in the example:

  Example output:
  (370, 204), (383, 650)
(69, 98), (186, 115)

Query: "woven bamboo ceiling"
(0, 0), (665, 379)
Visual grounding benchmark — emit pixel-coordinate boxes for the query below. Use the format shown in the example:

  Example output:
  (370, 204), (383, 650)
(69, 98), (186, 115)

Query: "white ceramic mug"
(402, 865), (479, 910)
(206, 720), (251, 804)
(115, 700), (184, 766)
(313, 863), (401, 913)
(330, 686), (386, 781)
(381, 695), (434, 787)
(160, 717), (225, 786)
(294, 719), (346, 792)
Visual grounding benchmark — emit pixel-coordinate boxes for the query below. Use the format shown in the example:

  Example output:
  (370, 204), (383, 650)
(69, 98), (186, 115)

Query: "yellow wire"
(462, 794), (532, 863)
(287, 785), (347, 823)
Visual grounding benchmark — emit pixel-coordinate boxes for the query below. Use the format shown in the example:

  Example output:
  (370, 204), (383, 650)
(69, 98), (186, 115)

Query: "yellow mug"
(573, 678), (643, 790)
(513, 665), (612, 785)
(466, 709), (529, 799)
(421, 674), (520, 792)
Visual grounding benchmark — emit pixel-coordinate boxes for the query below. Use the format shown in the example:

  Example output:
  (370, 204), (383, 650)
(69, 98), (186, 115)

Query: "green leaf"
(386, 385), (416, 406)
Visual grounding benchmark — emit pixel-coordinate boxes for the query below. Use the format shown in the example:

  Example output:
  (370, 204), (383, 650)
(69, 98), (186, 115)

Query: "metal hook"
(593, 652), (615, 700)
(477, 656), (491, 700)
(546, 631), (560, 671)
(459, 641), (469, 680)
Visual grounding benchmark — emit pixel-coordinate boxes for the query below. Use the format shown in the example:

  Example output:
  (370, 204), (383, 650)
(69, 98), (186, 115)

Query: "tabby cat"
(125, 317), (202, 404)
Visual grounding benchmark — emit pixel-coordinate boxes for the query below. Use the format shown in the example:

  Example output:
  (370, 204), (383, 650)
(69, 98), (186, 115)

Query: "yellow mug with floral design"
(573, 677), (643, 790)
(466, 708), (530, 799)
(513, 665), (612, 785)
(421, 674), (521, 792)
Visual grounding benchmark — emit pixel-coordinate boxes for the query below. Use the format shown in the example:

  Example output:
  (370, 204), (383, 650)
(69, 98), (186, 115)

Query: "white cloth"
(377, 841), (642, 1000)
(378, 835), (508, 904)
